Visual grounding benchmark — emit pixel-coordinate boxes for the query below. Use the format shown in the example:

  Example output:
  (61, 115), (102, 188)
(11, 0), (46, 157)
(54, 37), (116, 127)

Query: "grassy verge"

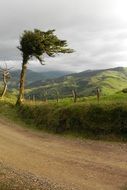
(18, 99), (127, 141)
(0, 100), (40, 134)
(0, 93), (127, 141)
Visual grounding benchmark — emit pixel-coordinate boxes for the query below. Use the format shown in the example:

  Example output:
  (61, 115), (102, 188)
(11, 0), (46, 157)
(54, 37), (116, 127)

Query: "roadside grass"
(0, 96), (38, 132)
(19, 101), (127, 140)
(0, 93), (127, 142)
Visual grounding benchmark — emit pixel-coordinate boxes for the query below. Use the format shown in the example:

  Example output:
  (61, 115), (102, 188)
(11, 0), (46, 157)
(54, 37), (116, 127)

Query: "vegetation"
(0, 64), (11, 98)
(0, 92), (125, 141)
(25, 67), (127, 100)
(8, 70), (70, 90)
(18, 101), (127, 141)
(16, 29), (73, 105)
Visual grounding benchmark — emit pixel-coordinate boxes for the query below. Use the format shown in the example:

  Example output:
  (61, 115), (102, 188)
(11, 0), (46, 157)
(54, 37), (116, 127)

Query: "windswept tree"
(16, 29), (74, 105)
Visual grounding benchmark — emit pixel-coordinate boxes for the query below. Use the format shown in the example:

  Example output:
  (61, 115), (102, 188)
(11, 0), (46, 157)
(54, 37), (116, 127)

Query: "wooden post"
(96, 87), (100, 103)
(72, 89), (77, 103)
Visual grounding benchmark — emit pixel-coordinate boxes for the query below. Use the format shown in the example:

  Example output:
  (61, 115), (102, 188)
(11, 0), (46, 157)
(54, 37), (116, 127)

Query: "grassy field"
(25, 92), (127, 106)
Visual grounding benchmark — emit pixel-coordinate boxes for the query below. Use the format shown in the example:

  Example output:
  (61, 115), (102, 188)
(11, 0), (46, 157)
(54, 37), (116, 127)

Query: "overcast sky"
(0, 0), (127, 72)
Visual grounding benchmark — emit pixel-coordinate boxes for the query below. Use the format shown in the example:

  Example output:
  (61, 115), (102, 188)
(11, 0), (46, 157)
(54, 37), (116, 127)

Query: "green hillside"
(25, 67), (127, 99)
(6, 70), (70, 89)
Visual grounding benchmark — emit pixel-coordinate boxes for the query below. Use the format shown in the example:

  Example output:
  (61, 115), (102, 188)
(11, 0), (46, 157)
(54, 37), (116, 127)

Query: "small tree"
(16, 29), (74, 105)
(0, 64), (12, 98)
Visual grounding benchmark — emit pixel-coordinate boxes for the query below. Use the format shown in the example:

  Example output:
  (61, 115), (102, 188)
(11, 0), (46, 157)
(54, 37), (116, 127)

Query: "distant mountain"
(8, 70), (71, 89)
(26, 67), (127, 99)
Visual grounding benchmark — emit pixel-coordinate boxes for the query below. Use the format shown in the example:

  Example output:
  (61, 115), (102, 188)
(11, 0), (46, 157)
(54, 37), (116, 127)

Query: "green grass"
(17, 93), (127, 141)
(0, 93), (127, 141)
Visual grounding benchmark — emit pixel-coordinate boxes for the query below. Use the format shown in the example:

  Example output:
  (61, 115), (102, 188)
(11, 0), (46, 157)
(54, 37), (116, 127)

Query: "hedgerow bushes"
(18, 102), (127, 140)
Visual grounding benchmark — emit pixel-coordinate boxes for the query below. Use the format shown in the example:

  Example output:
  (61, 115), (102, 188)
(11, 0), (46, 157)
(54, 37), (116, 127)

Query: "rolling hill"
(7, 69), (71, 89)
(25, 67), (127, 99)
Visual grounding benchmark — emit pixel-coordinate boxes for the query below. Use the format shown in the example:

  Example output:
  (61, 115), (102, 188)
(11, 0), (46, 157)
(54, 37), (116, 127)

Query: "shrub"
(122, 88), (127, 93)
(18, 102), (127, 140)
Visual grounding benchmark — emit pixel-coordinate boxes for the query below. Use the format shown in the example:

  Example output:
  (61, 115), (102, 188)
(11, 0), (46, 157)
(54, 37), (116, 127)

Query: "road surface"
(0, 118), (127, 190)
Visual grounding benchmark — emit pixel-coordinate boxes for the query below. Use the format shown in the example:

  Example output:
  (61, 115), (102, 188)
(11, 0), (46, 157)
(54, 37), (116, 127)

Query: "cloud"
(0, 0), (127, 72)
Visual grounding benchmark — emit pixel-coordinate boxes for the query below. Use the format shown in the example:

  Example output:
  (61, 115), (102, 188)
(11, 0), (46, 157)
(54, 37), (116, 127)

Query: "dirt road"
(0, 118), (127, 190)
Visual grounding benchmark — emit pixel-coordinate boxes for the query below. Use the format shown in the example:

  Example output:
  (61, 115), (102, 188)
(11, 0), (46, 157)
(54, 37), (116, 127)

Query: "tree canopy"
(18, 29), (74, 63)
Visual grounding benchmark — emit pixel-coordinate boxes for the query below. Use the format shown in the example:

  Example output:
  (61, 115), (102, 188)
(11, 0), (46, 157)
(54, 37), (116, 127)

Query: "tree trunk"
(1, 74), (7, 98)
(53, 89), (59, 103)
(72, 89), (77, 103)
(96, 88), (100, 103)
(56, 93), (59, 103)
(44, 90), (48, 102)
(97, 93), (100, 103)
(16, 56), (28, 105)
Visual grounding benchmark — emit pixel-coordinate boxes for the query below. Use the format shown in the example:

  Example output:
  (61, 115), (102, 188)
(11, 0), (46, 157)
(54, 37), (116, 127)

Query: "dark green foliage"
(18, 102), (127, 140)
(18, 29), (74, 63)
(122, 88), (127, 93)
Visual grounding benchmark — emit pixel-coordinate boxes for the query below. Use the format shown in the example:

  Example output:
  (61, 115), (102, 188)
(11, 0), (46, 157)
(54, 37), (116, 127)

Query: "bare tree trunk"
(44, 90), (48, 102)
(96, 88), (100, 103)
(53, 89), (59, 103)
(97, 93), (100, 103)
(72, 89), (77, 103)
(16, 56), (28, 105)
(45, 95), (48, 102)
(1, 75), (7, 98)
(56, 93), (59, 103)
(32, 95), (35, 101)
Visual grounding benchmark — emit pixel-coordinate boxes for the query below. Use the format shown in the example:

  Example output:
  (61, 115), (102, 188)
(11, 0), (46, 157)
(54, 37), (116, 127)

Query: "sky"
(0, 0), (127, 72)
